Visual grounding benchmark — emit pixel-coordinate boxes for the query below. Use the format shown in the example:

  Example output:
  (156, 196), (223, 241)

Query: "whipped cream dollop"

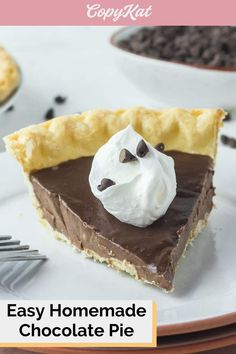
(89, 126), (176, 227)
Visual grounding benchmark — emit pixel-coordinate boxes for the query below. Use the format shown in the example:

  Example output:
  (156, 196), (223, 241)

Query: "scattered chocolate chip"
(229, 138), (236, 148)
(224, 113), (232, 122)
(55, 95), (67, 104)
(5, 105), (14, 112)
(221, 134), (236, 148)
(221, 134), (230, 145)
(97, 178), (115, 191)
(136, 140), (149, 158)
(118, 27), (236, 68)
(119, 149), (137, 163)
(155, 143), (165, 152)
(44, 108), (55, 120)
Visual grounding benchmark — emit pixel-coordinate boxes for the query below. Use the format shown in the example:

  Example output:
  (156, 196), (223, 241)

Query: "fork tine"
(0, 254), (47, 262)
(0, 250), (39, 257)
(0, 245), (30, 252)
(0, 235), (47, 262)
(0, 240), (21, 246)
(0, 236), (12, 241)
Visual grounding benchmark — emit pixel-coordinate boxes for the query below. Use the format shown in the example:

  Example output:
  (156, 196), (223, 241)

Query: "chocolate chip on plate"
(155, 143), (165, 152)
(119, 148), (137, 163)
(54, 96), (67, 104)
(224, 113), (232, 122)
(221, 134), (230, 145)
(5, 105), (14, 113)
(221, 134), (236, 149)
(97, 178), (115, 192)
(44, 108), (55, 120)
(136, 140), (149, 157)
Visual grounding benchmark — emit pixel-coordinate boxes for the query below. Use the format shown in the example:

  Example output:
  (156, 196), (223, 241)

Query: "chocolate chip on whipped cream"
(89, 125), (177, 227)
(136, 139), (149, 157)
(97, 178), (116, 192)
(119, 148), (137, 163)
(155, 143), (165, 152)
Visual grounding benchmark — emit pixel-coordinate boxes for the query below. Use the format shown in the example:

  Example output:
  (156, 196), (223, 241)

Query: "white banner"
(0, 300), (156, 347)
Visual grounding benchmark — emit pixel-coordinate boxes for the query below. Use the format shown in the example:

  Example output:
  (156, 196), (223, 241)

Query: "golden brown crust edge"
(0, 47), (20, 103)
(4, 107), (225, 173)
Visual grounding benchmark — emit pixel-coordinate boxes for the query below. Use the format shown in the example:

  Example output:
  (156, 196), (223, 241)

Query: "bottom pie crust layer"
(30, 151), (214, 291)
(38, 213), (209, 293)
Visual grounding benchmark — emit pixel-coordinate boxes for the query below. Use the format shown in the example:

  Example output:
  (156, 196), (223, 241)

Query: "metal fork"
(0, 236), (47, 262)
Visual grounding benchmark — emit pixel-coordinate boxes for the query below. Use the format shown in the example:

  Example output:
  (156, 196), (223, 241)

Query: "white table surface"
(0, 26), (156, 152)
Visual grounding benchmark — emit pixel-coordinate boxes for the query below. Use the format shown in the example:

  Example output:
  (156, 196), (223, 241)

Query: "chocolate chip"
(224, 113), (232, 122)
(221, 134), (236, 149)
(221, 134), (230, 145)
(5, 105), (14, 113)
(136, 140), (149, 158)
(55, 96), (67, 104)
(97, 178), (115, 192)
(229, 138), (236, 148)
(155, 143), (165, 152)
(119, 149), (137, 163)
(44, 108), (55, 120)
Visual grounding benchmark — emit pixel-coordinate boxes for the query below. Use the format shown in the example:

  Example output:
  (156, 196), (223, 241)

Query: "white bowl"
(110, 27), (236, 109)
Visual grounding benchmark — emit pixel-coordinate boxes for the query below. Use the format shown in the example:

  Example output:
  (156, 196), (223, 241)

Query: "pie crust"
(4, 107), (225, 173)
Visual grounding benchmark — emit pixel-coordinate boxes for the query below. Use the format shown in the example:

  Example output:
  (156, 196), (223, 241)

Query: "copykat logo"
(86, 3), (153, 22)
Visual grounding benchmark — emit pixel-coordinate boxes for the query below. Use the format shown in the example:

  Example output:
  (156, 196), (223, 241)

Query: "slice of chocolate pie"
(4, 107), (224, 291)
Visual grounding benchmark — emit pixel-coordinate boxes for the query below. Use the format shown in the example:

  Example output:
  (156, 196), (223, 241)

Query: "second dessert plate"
(0, 145), (235, 336)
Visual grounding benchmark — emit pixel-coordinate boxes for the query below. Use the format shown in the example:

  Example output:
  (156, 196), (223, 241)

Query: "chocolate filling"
(30, 151), (214, 291)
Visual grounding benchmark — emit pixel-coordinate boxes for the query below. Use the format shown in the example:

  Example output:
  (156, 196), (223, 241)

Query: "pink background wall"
(0, 0), (235, 25)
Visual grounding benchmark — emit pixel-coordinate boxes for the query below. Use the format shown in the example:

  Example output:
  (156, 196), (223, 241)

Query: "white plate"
(0, 145), (236, 334)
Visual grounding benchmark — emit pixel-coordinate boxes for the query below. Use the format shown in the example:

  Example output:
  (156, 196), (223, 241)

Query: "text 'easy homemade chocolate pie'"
(4, 107), (224, 291)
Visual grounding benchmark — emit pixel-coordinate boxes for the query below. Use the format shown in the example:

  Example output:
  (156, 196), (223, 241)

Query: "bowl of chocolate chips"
(111, 26), (236, 108)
